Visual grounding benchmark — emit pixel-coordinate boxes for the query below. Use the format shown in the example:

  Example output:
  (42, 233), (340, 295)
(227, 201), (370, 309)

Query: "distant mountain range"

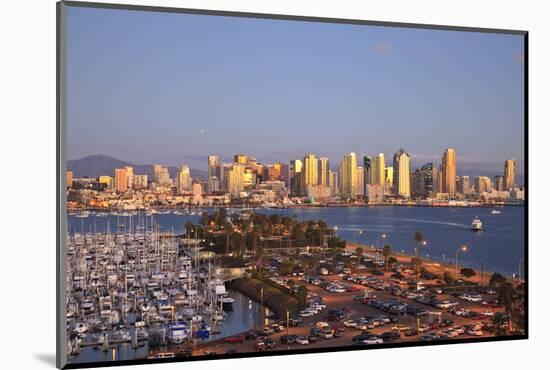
(67, 155), (208, 181)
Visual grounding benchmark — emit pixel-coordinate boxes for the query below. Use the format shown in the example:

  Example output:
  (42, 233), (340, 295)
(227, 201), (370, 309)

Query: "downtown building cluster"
(66, 149), (524, 210)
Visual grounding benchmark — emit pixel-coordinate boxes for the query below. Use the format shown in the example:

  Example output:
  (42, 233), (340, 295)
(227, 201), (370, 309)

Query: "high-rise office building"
(124, 166), (134, 189)
(153, 164), (162, 184)
(318, 157), (330, 186)
(411, 169), (423, 197)
(302, 154), (318, 193)
(393, 149), (411, 198)
(363, 156), (372, 185)
(504, 159), (516, 190)
(475, 176), (492, 193)
(494, 175), (505, 192)
(457, 176), (470, 195)
(385, 166), (394, 194)
(114, 168), (128, 193)
(329, 170), (338, 196)
(66, 170), (73, 188)
(339, 152), (358, 198)
(290, 159), (303, 196)
(176, 165), (192, 194)
(356, 166), (365, 196)
(207, 155), (221, 192)
(228, 163), (245, 197)
(234, 154), (248, 165)
(132, 174), (148, 190)
(420, 162), (436, 196)
(372, 153), (386, 186)
(441, 148), (457, 197)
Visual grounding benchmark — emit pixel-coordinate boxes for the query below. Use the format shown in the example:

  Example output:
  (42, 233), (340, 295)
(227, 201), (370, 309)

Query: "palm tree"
(414, 231), (424, 258)
(497, 281), (516, 334)
(383, 244), (392, 272)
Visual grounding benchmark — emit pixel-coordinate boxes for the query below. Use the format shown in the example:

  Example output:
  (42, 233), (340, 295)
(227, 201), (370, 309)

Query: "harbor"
(65, 214), (272, 364)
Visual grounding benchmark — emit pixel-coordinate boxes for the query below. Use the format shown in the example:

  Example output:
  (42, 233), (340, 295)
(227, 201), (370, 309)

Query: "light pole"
(354, 230), (363, 245)
(518, 257), (525, 282)
(286, 309), (290, 350)
(376, 233), (387, 250)
(455, 245), (468, 279)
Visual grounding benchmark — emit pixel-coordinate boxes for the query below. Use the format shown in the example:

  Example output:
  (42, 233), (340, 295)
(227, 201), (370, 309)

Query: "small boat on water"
(471, 217), (483, 231)
(490, 209), (501, 215)
(96, 212), (108, 217)
(75, 211), (89, 218)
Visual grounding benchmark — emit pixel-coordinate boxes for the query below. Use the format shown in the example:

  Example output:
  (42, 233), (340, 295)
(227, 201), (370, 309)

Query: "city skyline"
(67, 7), (524, 175)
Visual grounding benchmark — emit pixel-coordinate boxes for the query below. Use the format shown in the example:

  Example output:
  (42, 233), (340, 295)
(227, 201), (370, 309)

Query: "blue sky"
(67, 6), (525, 176)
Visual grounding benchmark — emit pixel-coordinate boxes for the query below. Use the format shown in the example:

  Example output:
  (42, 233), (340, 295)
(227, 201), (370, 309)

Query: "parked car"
(295, 336), (310, 345)
(224, 335), (244, 344)
(363, 337), (383, 344)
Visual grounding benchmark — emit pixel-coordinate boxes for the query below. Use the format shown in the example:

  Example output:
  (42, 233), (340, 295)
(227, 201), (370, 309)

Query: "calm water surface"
(68, 206), (525, 276)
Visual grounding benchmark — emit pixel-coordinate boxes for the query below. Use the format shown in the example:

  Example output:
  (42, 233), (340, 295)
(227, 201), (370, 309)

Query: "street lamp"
(286, 309), (290, 350)
(518, 257), (525, 282)
(354, 230), (363, 245)
(455, 245), (468, 278)
(377, 233), (387, 249)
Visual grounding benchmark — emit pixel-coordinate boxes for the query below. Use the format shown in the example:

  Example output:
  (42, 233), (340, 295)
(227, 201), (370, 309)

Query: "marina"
(65, 214), (272, 364)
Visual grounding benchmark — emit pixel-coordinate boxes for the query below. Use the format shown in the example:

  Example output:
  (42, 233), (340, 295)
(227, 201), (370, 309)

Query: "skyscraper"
(393, 149), (411, 198)
(339, 152), (358, 198)
(290, 159), (303, 196)
(114, 168), (128, 193)
(302, 154), (318, 193)
(504, 159), (516, 190)
(363, 156), (372, 185)
(356, 166), (365, 196)
(153, 164), (162, 184)
(124, 166), (134, 189)
(494, 175), (505, 192)
(385, 166), (394, 194)
(329, 170), (338, 196)
(318, 157), (330, 186)
(457, 176), (470, 195)
(176, 165), (192, 194)
(228, 163), (245, 197)
(420, 163), (436, 196)
(372, 153), (386, 186)
(475, 176), (492, 193)
(234, 154), (248, 165)
(441, 148), (457, 197)
(66, 170), (73, 188)
(207, 155), (221, 192)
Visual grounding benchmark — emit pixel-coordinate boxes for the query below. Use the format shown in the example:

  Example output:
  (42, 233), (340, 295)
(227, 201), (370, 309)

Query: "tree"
(383, 244), (392, 272)
(460, 267), (476, 278)
(286, 279), (295, 288)
(414, 231), (424, 258)
(185, 221), (196, 237)
(443, 271), (453, 284)
(355, 247), (363, 258)
(489, 272), (506, 286)
(387, 256), (397, 265)
(296, 285), (308, 307)
(497, 281), (516, 333)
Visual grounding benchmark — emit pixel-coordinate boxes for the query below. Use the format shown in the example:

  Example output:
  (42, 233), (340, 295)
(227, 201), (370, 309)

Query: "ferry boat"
(490, 209), (501, 215)
(471, 217), (483, 231)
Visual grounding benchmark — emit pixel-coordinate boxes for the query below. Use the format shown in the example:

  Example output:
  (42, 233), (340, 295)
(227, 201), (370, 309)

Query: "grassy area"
(230, 277), (301, 319)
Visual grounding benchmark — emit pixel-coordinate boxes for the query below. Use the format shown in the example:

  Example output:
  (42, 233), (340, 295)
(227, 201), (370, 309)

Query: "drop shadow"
(34, 353), (57, 367)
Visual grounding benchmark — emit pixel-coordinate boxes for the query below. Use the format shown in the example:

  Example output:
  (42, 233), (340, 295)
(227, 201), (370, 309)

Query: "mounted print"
(57, 1), (528, 368)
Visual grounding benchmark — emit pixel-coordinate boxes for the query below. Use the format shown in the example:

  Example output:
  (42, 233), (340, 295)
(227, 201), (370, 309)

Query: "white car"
(343, 320), (358, 328)
(300, 311), (315, 317)
(452, 327), (465, 335)
(467, 329), (483, 336)
(482, 310), (494, 316)
(312, 303), (326, 310)
(363, 337), (383, 345)
(316, 321), (330, 329)
(295, 336), (310, 345)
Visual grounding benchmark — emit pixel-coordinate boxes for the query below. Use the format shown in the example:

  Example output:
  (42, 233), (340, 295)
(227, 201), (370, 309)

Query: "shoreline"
(68, 203), (525, 212)
(345, 241), (520, 283)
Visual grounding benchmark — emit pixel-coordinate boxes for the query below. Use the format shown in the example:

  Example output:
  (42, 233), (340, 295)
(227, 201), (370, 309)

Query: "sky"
(67, 6), (525, 176)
